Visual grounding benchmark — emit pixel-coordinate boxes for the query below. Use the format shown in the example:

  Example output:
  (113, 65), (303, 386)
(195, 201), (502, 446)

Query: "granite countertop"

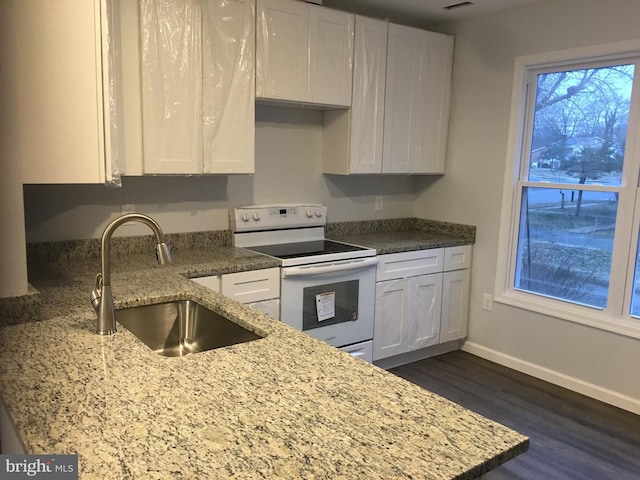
(331, 230), (471, 255)
(0, 226), (528, 479)
(326, 217), (476, 255)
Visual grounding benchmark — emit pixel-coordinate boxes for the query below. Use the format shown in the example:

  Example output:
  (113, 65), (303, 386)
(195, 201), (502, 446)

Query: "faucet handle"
(90, 273), (103, 311)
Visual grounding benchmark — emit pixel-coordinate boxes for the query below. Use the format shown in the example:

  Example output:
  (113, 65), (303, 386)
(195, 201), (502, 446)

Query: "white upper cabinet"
(5, 0), (122, 185)
(256, 0), (354, 107)
(323, 15), (388, 174)
(256, 0), (309, 103)
(202, 0), (255, 174)
(383, 24), (453, 174)
(308, 5), (354, 107)
(323, 18), (453, 175)
(140, 0), (202, 174)
(140, 0), (255, 174)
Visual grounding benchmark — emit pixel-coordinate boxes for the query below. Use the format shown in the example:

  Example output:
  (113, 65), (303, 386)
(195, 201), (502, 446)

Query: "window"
(496, 43), (640, 338)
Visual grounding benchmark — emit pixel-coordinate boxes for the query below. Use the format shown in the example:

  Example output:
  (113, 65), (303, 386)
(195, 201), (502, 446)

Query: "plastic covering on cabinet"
(140, 0), (203, 174)
(140, 0), (254, 174)
(256, 0), (309, 102)
(202, 0), (254, 173)
(349, 15), (387, 173)
(103, 0), (124, 187)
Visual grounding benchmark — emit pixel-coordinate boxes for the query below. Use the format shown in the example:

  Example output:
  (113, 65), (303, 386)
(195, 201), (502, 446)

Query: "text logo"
(0, 455), (78, 480)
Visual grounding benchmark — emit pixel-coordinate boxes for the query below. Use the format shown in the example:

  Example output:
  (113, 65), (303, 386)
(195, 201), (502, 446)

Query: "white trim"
(495, 290), (640, 339)
(495, 40), (640, 336)
(494, 47), (529, 302)
(462, 341), (640, 415)
(514, 39), (640, 69)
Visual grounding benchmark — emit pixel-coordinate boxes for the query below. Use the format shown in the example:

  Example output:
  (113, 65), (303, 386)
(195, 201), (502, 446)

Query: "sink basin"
(115, 300), (262, 357)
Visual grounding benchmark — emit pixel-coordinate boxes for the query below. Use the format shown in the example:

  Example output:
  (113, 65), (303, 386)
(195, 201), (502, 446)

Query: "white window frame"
(495, 39), (640, 340)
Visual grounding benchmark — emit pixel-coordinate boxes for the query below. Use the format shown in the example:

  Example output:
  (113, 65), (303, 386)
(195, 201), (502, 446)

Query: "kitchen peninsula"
(0, 225), (527, 479)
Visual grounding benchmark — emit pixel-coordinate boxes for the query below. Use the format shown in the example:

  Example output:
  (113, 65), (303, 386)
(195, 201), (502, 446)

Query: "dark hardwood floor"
(390, 351), (640, 480)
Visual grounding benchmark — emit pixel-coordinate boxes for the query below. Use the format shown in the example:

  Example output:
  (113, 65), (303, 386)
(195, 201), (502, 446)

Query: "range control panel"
(230, 204), (327, 232)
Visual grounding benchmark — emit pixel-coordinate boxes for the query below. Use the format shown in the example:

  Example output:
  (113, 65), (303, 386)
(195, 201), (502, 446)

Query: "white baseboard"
(462, 341), (640, 416)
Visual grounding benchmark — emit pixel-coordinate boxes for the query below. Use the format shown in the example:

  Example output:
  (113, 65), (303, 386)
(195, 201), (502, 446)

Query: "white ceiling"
(321, 0), (540, 27)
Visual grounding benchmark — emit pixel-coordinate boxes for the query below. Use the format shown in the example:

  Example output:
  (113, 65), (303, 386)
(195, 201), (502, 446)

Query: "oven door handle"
(282, 257), (378, 278)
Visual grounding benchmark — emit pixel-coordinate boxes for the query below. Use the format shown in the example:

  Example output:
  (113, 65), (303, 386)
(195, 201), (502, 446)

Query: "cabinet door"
(382, 23), (424, 174)
(256, 0), (308, 102)
(7, 0), (108, 184)
(407, 273), (443, 351)
(373, 279), (410, 361)
(307, 5), (354, 106)
(349, 15), (387, 173)
(415, 31), (454, 174)
(440, 269), (470, 343)
(382, 24), (453, 174)
(140, 0), (202, 174)
(202, 0), (255, 174)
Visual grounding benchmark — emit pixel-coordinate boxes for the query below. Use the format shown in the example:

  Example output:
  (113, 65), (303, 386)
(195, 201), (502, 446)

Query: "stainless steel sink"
(115, 300), (262, 357)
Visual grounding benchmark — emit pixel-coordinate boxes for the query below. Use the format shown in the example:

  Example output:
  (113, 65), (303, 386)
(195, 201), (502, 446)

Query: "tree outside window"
(514, 63), (634, 310)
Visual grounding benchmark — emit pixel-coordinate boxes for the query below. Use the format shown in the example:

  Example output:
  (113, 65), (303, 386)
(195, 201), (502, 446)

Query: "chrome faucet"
(90, 213), (172, 335)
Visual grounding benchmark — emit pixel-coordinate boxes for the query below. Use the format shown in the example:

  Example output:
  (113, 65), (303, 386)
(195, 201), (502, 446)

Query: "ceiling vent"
(443, 1), (474, 10)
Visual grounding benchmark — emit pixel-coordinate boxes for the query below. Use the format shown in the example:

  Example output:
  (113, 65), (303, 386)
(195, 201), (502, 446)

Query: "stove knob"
(241, 212), (250, 222)
(253, 212), (261, 222)
(305, 210), (314, 219)
(315, 209), (323, 218)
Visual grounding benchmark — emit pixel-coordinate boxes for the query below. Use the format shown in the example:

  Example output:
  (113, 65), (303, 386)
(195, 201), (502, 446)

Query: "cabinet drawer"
(376, 248), (444, 281)
(220, 268), (280, 303)
(191, 275), (221, 291)
(444, 245), (472, 271)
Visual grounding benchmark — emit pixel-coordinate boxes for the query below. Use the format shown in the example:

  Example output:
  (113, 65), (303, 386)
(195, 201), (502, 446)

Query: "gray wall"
(24, 106), (421, 242)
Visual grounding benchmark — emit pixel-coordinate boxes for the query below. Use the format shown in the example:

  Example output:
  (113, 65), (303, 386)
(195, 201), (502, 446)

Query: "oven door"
(280, 257), (377, 348)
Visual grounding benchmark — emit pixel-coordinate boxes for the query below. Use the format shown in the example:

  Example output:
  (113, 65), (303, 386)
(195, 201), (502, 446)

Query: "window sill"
(495, 290), (640, 340)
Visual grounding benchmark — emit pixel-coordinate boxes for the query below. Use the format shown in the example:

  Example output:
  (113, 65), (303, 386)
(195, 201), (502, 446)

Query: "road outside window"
(498, 47), (640, 335)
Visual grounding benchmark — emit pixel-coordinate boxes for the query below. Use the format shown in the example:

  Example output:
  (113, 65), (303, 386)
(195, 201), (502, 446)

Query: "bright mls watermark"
(0, 455), (78, 479)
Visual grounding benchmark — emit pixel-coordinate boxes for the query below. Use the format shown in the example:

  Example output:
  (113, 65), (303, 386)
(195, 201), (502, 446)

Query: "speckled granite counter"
(326, 217), (475, 254)
(0, 222), (529, 479)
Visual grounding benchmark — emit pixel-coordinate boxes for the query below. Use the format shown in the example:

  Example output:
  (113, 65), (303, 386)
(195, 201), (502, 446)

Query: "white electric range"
(231, 204), (377, 362)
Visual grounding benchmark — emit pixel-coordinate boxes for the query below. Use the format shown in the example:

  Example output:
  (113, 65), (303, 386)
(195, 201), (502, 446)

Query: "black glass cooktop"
(247, 240), (368, 260)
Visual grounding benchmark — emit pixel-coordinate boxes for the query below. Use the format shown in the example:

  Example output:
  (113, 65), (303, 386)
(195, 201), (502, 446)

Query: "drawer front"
(444, 245), (472, 271)
(191, 275), (221, 292)
(220, 268), (280, 304)
(376, 248), (444, 281)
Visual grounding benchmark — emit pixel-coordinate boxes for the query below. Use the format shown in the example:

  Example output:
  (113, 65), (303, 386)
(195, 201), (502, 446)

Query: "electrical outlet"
(374, 196), (383, 211)
(482, 293), (493, 311)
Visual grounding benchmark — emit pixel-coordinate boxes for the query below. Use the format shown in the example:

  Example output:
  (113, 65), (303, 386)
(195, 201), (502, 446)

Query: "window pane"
(514, 187), (617, 308)
(527, 64), (634, 185)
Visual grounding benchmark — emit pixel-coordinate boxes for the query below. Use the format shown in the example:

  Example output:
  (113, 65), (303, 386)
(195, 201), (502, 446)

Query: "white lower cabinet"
(373, 245), (471, 362)
(407, 273), (443, 351)
(191, 268), (280, 320)
(374, 274), (442, 360)
(441, 268), (471, 343)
